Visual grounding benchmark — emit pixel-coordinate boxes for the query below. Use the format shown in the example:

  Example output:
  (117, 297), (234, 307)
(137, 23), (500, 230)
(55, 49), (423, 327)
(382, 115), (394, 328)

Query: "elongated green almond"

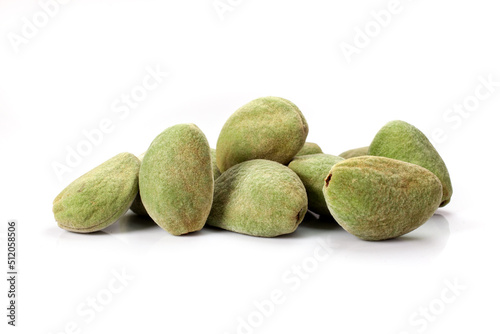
(339, 146), (369, 159)
(368, 120), (452, 206)
(207, 159), (308, 237)
(216, 96), (308, 172)
(323, 156), (442, 241)
(296, 142), (323, 156)
(139, 124), (214, 235)
(132, 149), (220, 216)
(288, 153), (344, 216)
(53, 152), (140, 233)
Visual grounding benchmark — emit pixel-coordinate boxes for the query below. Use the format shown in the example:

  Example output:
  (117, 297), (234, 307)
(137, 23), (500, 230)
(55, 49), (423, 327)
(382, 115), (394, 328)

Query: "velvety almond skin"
(207, 159), (308, 237)
(288, 154), (344, 216)
(216, 97), (308, 172)
(134, 148), (219, 217)
(296, 142), (323, 156)
(323, 156), (443, 241)
(130, 152), (149, 216)
(129, 192), (148, 216)
(339, 146), (369, 159)
(369, 120), (452, 207)
(139, 124), (214, 235)
(53, 153), (140, 233)
(210, 148), (222, 180)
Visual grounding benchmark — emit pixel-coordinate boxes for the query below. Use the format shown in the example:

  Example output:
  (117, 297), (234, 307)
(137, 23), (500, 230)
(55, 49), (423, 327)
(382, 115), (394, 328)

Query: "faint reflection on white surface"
(52, 210), (450, 264)
(52, 211), (215, 250)
(103, 213), (158, 234)
(53, 211), (161, 248)
(295, 212), (451, 264)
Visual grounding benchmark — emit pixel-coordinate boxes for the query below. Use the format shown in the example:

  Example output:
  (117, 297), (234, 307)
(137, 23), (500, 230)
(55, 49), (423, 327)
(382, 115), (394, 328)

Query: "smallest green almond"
(130, 191), (149, 217)
(130, 152), (150, 217)
(210, 148), (222, 180)
(339, 146), (369, 159)
(53, 152), (140, 233)
(296, 142), (323, 156)
(288, 153), (344, 216)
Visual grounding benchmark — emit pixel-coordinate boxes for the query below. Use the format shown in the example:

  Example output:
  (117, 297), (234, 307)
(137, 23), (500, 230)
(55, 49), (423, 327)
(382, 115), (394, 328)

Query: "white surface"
(1, 1), (499, 333)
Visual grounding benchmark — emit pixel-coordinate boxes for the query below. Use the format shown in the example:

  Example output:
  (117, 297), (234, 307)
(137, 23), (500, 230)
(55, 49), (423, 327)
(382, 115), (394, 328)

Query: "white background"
(1, 1), (499, 333)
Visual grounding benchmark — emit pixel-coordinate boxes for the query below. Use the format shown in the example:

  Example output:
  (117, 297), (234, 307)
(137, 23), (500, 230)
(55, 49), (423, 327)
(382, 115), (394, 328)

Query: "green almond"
(288, 153), (344, 216)
(216, 96), (308, 172)
(339, 146), (369, 159)
(133, 148), (221, 217)
(296, 142), (323, 156)
(139, 124), (214, 235)
(129, 152), (149, 217)
(53, 152), (140, 233)
(210, 148), (222, 180)
(323, 156), (443, 241)
(368, 120), (452, 206)
(207, 159), (308, 237)
(129, 192), (149, 217)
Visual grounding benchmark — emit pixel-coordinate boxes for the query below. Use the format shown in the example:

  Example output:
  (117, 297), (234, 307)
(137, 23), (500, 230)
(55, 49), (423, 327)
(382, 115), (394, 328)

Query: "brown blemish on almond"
(325, 173), (332, 187)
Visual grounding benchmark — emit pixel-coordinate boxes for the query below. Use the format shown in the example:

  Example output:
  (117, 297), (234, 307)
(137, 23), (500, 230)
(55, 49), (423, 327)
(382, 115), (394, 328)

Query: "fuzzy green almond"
(368, 120), (452, 206)
(216, 96), (308, 172)
(130, 152), (149, 217)
(207, 159), (308, 237)
(323, 156), (443, 241)
(133, 148), (220, 217)
(288, 153), (344, 216)
(53, 152), (140, 233)
(339, 146), (369, 159)
(139, 124), (214, 235)
(210, 148), (222, 180)
(129, 192), (148, 217)
(296, 142), (323, 156)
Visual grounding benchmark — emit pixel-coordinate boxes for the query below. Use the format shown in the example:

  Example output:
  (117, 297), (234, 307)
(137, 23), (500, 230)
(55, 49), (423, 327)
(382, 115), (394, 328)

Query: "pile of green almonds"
(53, 96), (452, 241)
